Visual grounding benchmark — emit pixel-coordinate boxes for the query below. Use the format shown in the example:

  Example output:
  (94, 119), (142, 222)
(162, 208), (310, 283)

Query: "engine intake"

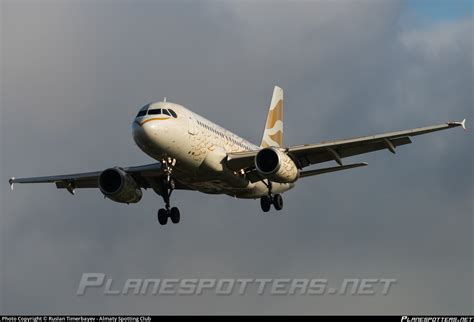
(98, 167), (142, 204)
(255, 147), (299, 183)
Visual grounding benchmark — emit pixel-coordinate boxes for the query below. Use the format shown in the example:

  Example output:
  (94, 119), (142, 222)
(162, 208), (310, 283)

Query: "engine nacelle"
(254, 147), (299, 183)
(98, 167), (142, 204)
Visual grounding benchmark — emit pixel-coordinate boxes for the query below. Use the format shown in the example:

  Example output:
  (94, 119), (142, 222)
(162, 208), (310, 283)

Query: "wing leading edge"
(9, 163), (192, 193)
(226, 119), (467, 175)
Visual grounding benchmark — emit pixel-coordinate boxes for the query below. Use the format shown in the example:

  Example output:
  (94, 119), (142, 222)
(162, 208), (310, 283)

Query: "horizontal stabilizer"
(299, 163), (368, 178)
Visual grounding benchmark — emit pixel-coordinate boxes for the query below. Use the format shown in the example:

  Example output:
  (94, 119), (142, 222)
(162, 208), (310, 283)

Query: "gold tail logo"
(261, 86), (284, 148)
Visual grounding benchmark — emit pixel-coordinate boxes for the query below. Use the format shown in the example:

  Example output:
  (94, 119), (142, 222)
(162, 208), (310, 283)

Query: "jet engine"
(98, 167), (142, 204)
(254, 147), (299, 183)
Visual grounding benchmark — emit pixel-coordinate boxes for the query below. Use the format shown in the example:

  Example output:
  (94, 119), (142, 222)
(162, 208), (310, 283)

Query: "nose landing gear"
(259, 180), (284, 212)
(157, 158), (181, 225)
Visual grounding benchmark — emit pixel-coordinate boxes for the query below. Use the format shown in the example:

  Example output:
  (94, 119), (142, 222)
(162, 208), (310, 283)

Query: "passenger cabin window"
(148, 109), (161, 115)
(168, 109), (178, 118)
(162, 109), (171, 116)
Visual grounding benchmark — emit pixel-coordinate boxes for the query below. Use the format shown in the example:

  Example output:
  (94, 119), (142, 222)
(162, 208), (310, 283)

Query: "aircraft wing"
(9, 163), (192, 193)
(227, 120), (466, 178)
(287, 120), (466, 168)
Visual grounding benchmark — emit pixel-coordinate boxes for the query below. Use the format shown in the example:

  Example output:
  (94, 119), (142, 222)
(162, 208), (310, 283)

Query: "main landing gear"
(157, 158), (181, 225)
(260, 181), (284, 212)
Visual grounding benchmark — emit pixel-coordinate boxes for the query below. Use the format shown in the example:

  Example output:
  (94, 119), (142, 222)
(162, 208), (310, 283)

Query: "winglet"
(448, 119), (467, 132)
(461, 118), (467, 131)
(9, 177), (15, 191)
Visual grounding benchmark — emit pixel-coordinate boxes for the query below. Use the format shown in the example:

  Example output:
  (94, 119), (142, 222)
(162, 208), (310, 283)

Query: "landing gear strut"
(260, 180), (283, 212)
(157, 158), (181, 225)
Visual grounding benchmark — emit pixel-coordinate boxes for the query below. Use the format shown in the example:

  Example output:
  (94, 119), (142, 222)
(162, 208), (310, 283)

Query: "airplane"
(9, 86), (467, 225)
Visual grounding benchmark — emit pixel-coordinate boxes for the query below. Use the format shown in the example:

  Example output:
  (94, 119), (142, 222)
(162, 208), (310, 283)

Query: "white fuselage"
(132, 102), (294, 198)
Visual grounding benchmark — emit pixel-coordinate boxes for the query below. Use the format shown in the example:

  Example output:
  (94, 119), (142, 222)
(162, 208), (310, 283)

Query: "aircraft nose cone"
(133, 121), (157, 149)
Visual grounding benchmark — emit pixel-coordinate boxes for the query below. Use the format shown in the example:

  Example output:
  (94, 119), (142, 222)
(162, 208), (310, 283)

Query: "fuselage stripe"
(139, 117), (171, 126)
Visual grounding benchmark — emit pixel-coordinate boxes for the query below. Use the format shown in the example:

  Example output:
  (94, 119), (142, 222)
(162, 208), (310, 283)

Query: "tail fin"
(260, 86), (284, 148)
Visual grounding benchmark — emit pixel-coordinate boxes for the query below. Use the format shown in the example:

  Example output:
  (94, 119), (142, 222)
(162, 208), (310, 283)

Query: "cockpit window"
(136, 103), (151, 117)
(136, 105), (177, 118)
(136, 110), (147, 117)
(148, 109), (161, 115)
(168, 109), (178, 118)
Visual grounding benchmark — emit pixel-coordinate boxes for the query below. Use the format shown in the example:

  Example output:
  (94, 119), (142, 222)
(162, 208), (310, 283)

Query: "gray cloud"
(1, 0), (472, 314)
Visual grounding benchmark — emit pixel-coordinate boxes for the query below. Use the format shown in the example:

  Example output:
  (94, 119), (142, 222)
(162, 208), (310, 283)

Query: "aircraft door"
(188, 115), (197, 135)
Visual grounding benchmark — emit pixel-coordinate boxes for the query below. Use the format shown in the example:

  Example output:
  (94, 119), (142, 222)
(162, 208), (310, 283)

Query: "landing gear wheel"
(273, 194), (283, 211)
(170, 207), (180, 224)
(260, 196), (272, 212)
(158, 208), (168, 225)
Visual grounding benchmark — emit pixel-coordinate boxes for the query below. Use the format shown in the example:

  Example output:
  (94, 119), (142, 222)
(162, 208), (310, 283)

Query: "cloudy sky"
(1, 0), (472, 314)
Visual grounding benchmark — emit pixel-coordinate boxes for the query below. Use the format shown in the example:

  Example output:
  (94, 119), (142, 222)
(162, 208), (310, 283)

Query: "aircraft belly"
(231, 181), (294, 199)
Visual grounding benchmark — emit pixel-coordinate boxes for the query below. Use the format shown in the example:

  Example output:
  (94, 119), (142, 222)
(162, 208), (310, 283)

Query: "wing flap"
(55, 180), (98, 189)
(10, 161), (194, 192)
(10, 163), (169, 190)
(297, 136), (412, 167)
(289, 122), (459, 154)
(288, 120), (466, 168)
(10, 171), (101, 184)
(225, 120), (464, 176)
(299, 163), (368, 178)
